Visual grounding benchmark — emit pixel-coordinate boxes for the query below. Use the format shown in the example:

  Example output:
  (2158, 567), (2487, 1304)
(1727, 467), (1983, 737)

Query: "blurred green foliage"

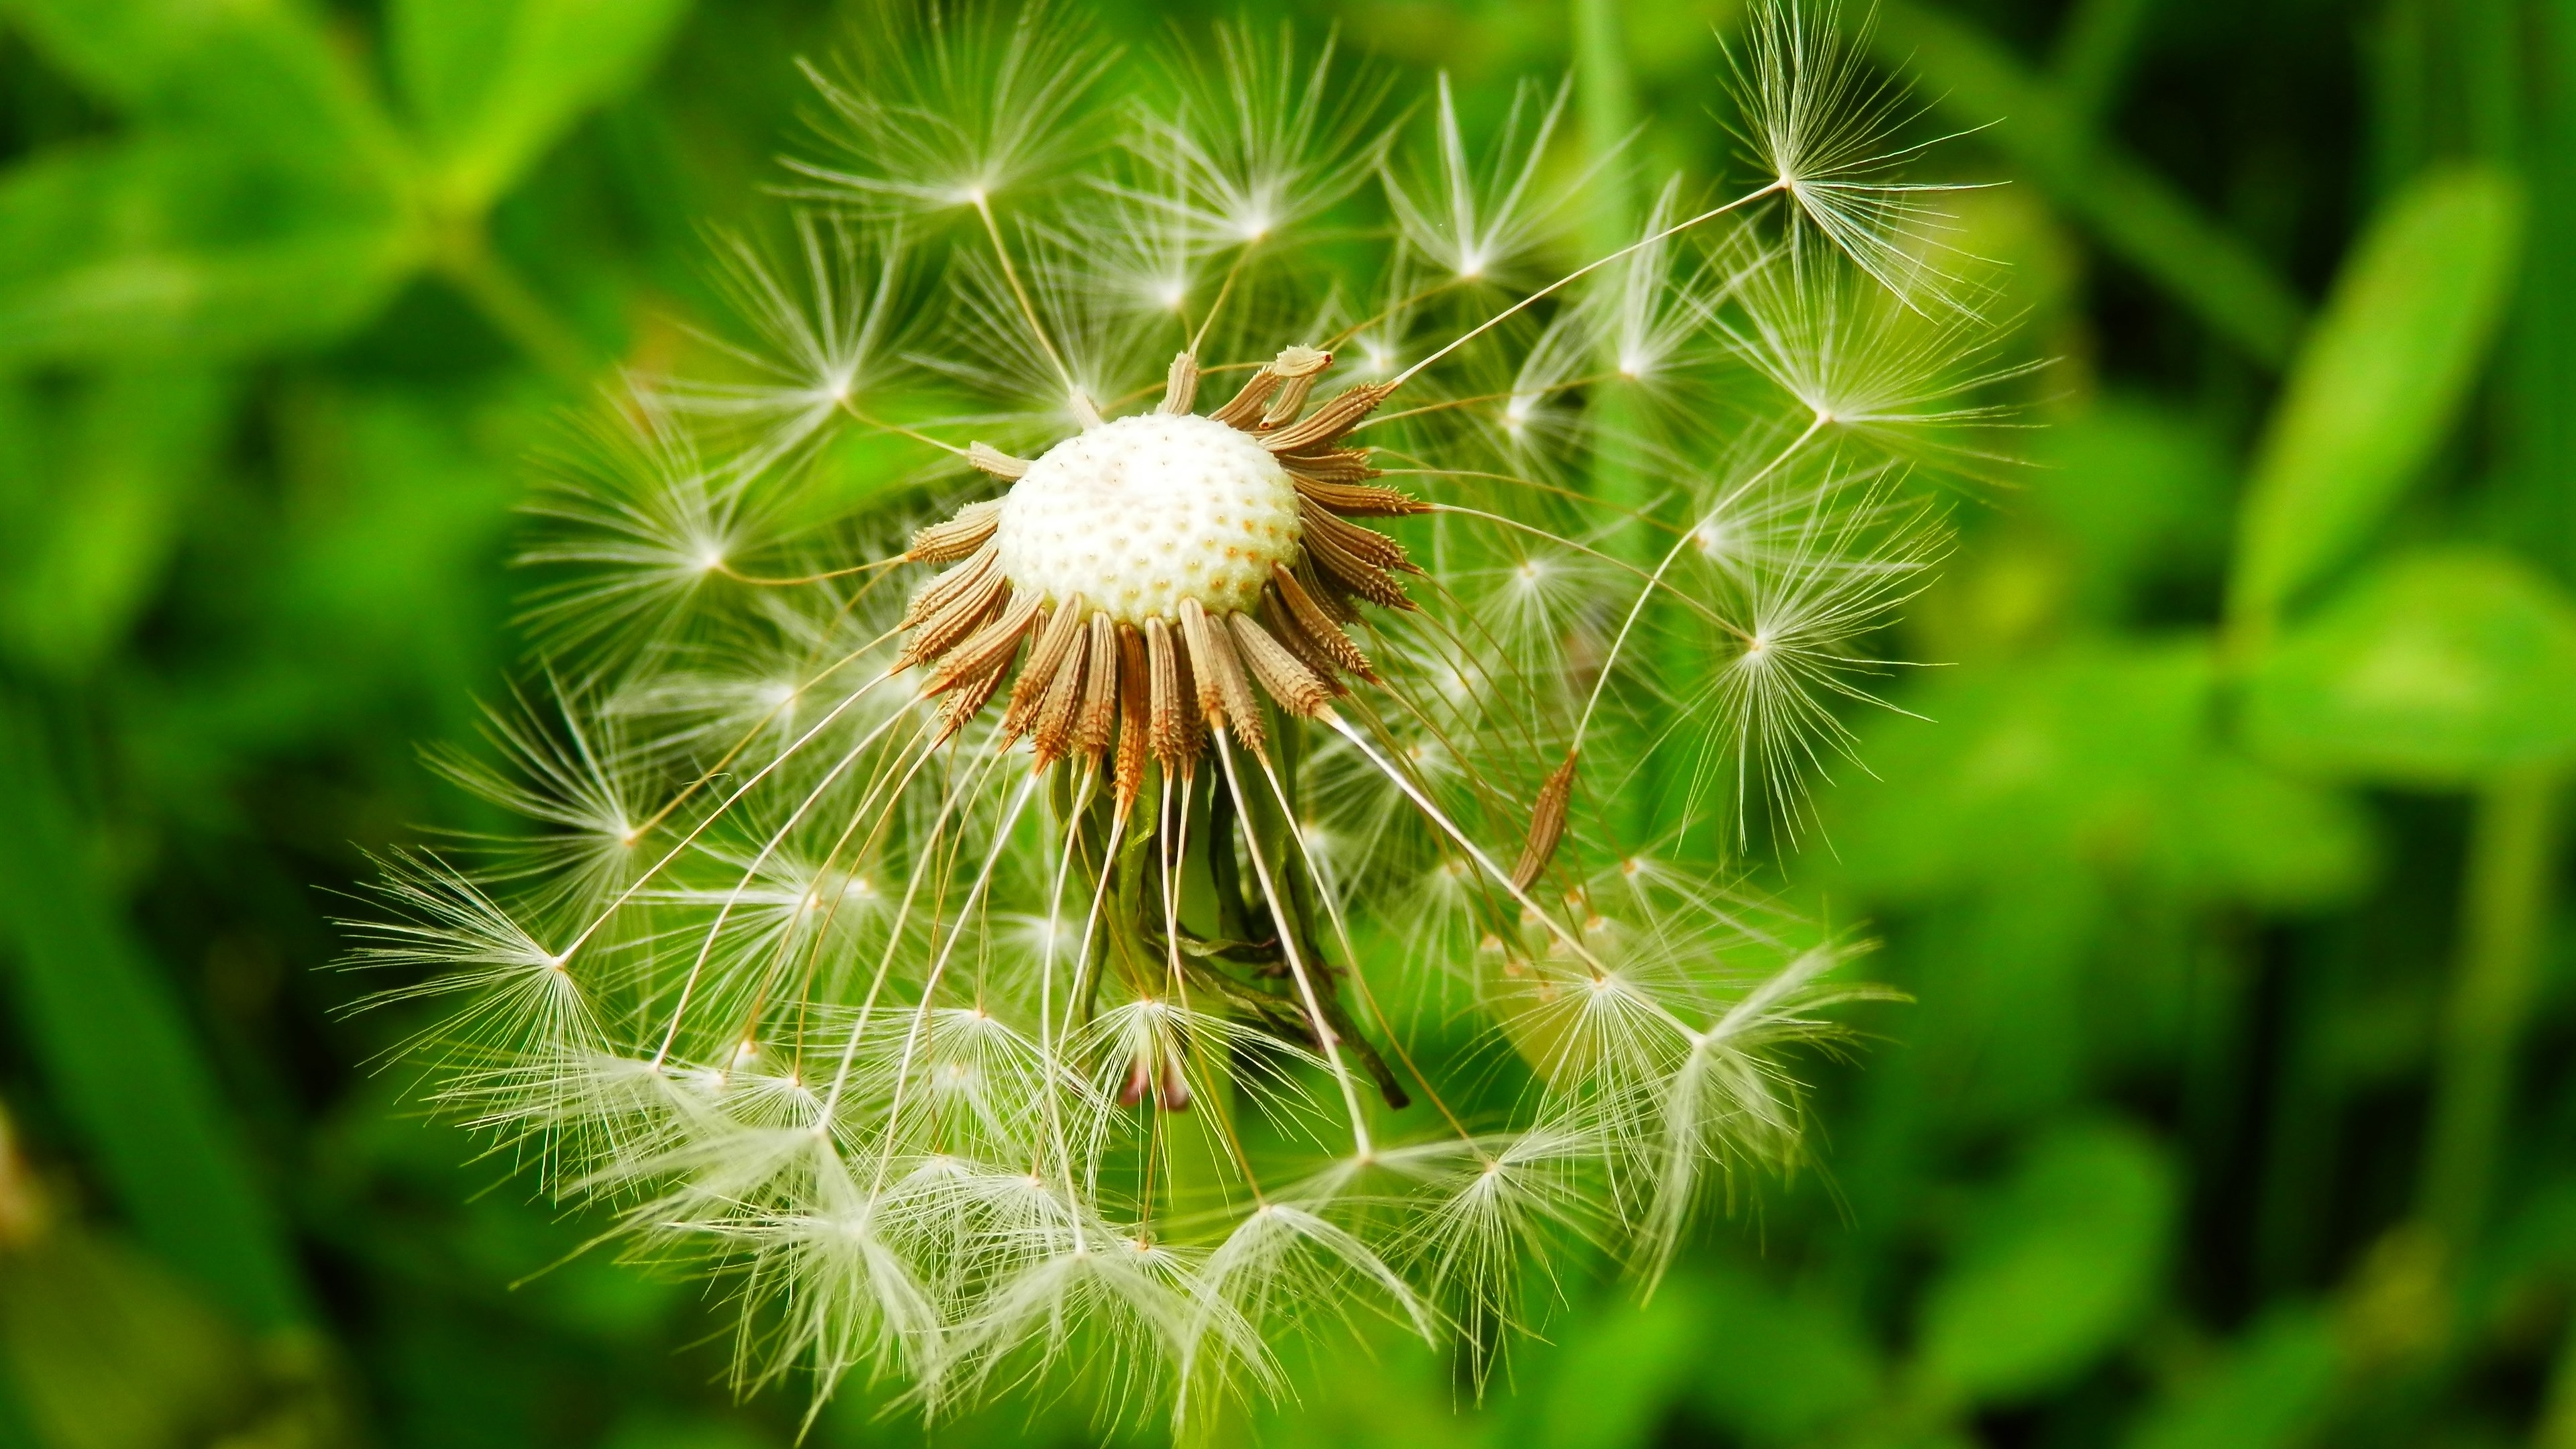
(1, 0), (2573, 1446)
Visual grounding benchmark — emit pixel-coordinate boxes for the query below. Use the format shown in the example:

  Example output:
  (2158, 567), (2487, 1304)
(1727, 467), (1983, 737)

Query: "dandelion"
(350, 1), (2008, 1430)
(1383, 75), (1580, 285)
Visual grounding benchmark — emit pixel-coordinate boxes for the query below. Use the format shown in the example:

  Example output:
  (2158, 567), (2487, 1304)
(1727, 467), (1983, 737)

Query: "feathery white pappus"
(346, 0), (2012, 1430)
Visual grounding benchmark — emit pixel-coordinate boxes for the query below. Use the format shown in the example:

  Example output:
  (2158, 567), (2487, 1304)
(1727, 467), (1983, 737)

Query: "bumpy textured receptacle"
(899, 347), (1429, 802)
(995, 414), (1304, 626)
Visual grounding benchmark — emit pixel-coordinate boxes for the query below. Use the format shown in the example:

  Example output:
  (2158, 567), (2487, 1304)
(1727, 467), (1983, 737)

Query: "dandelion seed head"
(994, 413), (1303, 625)
(350, 3), (2000, 1422)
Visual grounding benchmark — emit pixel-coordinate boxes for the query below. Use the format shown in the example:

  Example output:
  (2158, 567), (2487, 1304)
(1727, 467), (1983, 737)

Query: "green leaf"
(2123, 1310), (2341, 1449)
(1688, 1269), (1884, 1444)
(0, 370), (228, 674)
(2243, 548), (2576, 786)
(0, 140), (417, 365)
(2029, 396), (2233, 620)
(391, 0), (694, 212)
(1914, 1120), (2176, 1405)
(1819, 641), (2375, 910)
(0, 0), (409, 186)
(1526, 1289), (1708, 1449)
(2228, 167), (2526, 635)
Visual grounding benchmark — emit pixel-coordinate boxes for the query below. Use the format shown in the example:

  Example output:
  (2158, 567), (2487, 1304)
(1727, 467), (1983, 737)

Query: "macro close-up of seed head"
(907, 345), (1412, 782)
(13, 0), (2559, 1443)
(342, 0), (2004, 1429)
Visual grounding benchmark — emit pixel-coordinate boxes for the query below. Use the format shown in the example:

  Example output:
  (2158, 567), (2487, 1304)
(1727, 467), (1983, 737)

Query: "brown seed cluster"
(896, 347), (1428, 809)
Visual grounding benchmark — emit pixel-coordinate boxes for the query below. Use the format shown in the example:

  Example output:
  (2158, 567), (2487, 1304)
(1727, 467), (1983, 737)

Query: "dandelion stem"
(1358, 373), (1632, 428)
(568, 667), (906, 970)
(1425, 504), (1741, 632)
(648, 702), (920, 1067)
(1316, 276), (1471, 354)
(1379, 464), (1691, 534)
(1155, 773), (1273, 1209)
(1217, 736), (1374, 1157)
(1190, 241), (1260, 356)
(1245, 738), (1481, 1144)
(625, 633), (903, 843)
(432, 217), (597, 386)
(816, 732), (994, 1123)
(1039, 775), (1099, 1247)
(763, 718), (946, 1067)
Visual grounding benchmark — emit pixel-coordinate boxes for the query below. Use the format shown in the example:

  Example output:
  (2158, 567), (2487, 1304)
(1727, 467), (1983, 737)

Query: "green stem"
(1571, 0), (1635, 236)
(432, 218), (598, 387)
(2049, 0), (2157, 128)
(1572, 0), (1684, 849)
(1570, 0), (1646, 538)
(1869, 0), (2307, 367)
(2457, 0), (2518, 164)
(2418, 765), (2563, 1257)
(2504, 0), (2576, 584)
(2536, 1306), (2576, 1448)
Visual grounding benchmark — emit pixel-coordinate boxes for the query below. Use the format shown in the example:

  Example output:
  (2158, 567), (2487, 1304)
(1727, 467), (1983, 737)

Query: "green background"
(2, 0), (2573, 1446)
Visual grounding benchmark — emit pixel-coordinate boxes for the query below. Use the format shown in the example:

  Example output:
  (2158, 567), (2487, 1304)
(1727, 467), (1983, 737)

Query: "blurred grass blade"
(2419, 766), (2561, 1256)
(391, 0), (694, 213)
(2241, 549), (2576, 786)
(2048, 0), (2157, 127)
(1, 1231), (270, 1449)
(2226, 168), (2525, 640)
(2504, 0), (2576, 580)
(1868, 1), (2306, 366)
(0, 702), (310, 1334)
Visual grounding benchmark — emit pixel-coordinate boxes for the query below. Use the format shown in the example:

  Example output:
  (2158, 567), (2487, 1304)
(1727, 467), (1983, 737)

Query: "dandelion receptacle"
(346, 0), (2008, 1426)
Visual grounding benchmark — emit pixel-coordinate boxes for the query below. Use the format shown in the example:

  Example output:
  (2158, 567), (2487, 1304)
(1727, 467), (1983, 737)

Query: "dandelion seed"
(1385, 76), (1579, 286)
